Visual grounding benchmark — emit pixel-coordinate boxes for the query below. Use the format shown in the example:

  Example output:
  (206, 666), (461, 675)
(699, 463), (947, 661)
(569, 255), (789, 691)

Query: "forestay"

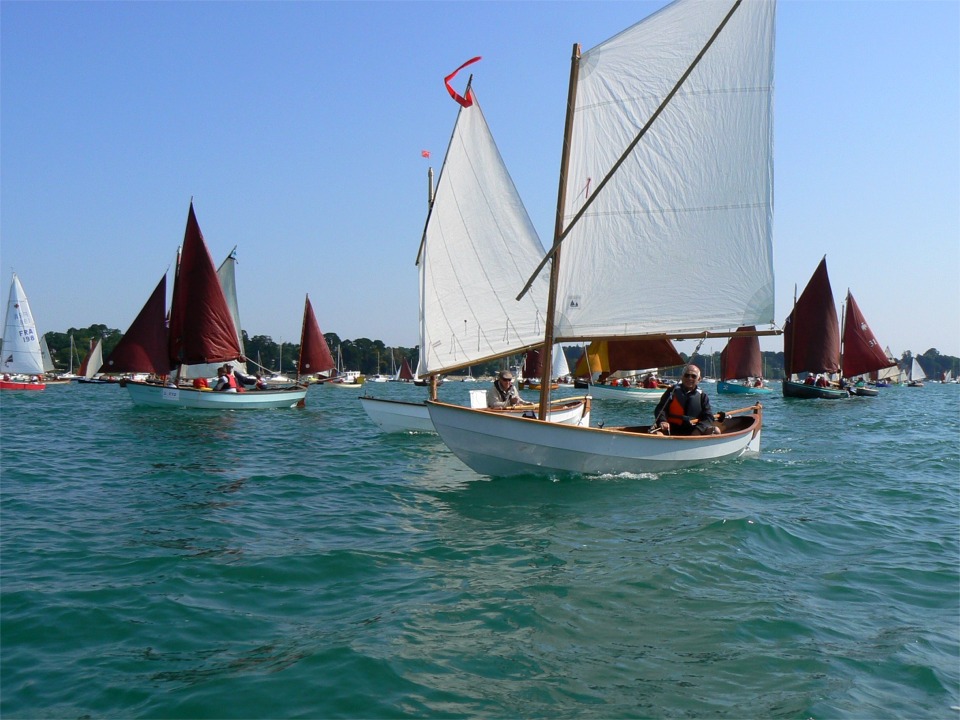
(554, 0), (776, 339)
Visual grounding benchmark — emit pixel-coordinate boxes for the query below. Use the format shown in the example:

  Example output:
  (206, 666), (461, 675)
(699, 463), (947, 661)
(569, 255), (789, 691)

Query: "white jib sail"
(1, 273), (46, 376)
(417, 91), (550, 377)
(554, 0), (776, 340)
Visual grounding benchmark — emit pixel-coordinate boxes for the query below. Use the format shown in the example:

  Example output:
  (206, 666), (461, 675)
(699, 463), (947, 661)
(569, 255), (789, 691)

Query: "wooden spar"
(518, 0), (744, 300)
(538, 42), (582, 422)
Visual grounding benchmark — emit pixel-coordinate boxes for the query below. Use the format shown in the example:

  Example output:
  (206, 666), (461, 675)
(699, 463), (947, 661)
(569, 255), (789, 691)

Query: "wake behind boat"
(428, 0), (777, 476)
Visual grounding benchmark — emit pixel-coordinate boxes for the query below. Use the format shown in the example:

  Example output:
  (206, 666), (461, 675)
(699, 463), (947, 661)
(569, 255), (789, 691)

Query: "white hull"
(427, 400), (761, 477)
(587, 383), (667, 401)
(361, 396), (592, 434)
(123, 380), (307, 409)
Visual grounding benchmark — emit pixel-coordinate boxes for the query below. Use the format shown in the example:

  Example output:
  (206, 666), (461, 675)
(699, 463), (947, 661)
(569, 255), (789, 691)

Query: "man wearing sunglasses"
(653, 364), (721, 436)
(486, 369), (531, 409)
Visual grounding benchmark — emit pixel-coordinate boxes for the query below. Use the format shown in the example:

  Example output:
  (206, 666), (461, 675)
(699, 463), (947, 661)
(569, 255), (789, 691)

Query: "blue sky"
(2, 0), (958, 358)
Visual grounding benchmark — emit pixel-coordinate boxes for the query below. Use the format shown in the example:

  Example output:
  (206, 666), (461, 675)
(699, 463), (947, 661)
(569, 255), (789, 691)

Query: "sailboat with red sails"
(106, 202), (316, 409)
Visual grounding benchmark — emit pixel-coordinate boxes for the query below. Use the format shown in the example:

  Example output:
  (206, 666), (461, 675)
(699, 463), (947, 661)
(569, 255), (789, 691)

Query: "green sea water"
(2, 380), (958, 718)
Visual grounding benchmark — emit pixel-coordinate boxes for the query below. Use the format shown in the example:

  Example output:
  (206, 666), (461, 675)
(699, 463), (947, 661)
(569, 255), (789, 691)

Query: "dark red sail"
(103, 274), (173, 375)
(523, 349), (542, 380)
(397, 357), (415, 381)
(168, 203), (242, 366)
(783, 257), (840, 376)
(841, 291), (897, 378)
(297, 294), (335, 377)
(719, 326), (762, 380)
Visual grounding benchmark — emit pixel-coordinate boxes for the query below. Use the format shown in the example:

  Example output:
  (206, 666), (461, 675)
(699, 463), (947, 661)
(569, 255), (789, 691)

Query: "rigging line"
(517, 0), (744, 301)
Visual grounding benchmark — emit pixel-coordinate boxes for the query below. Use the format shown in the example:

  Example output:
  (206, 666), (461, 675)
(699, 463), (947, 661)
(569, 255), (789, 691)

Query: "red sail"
(297, 295), (335, 376)
(842, 291), (897, 378)
(523, 349), (542, 380)
(573, 338), (684, 376)
(103, 274), (172, 375)
(397, 357), (415, 381)
(168, 203), (242, 366)
(783, 257), (840, 376)
(719, 326), (762, 380)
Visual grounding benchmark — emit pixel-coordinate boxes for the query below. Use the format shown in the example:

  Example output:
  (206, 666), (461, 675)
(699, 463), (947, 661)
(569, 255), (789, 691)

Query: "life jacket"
(665, 386), (704, 428)
(226, 373), (238, 390)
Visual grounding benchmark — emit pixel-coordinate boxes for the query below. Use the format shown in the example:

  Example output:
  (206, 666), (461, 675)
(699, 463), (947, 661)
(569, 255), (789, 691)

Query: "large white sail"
(417, 92), (549, 376)
(1, 273), (46, 376)
(554, 0), (776, 339)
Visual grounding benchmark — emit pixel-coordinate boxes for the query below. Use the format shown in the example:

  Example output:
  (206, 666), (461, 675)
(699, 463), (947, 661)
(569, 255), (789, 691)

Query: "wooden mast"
(537, 43), (581, 421)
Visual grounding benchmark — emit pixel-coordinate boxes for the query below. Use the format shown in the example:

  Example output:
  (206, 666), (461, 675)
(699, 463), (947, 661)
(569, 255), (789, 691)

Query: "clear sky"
(2, 0), (957, 359)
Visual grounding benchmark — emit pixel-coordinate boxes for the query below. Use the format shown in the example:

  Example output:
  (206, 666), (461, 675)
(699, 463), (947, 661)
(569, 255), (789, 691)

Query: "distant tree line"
(38, 326), (960, 381)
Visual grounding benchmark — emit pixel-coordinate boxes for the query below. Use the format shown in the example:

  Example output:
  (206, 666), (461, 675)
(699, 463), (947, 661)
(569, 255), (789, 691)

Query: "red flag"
(421, 150), (431, 158)
(444, 56), (481, 108)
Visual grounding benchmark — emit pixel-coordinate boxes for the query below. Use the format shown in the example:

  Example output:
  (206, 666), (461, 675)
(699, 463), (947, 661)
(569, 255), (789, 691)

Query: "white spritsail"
(416, 90), (550, 378)
(553, 0), (776, 340)
(1, 273), (45, 377)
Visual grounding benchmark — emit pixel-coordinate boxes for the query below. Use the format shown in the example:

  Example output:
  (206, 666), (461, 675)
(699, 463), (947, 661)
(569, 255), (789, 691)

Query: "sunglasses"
(682, 373), (699, 379)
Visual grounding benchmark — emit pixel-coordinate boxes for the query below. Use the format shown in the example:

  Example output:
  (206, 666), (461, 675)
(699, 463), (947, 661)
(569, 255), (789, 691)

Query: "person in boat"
(642, 373), (658, 389)
(232, 366), (257, 388)
(804, 373), (816, 385)
(192, 376), (209, 389)
(815, 374), (829, 388)
(753, 377), (764, 388)
(653, 363), (720, 436)
(486, 369), (531, 409)
(255, 373), (267, 390)
(214, 366), (238, 392)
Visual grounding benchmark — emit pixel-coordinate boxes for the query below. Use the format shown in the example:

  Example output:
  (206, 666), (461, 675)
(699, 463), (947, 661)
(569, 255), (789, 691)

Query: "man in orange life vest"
(653, 364), (720, 436)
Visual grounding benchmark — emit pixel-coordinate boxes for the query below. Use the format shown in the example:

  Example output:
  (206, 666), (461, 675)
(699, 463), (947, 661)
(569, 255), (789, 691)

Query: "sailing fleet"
(3, 0), (953, 478)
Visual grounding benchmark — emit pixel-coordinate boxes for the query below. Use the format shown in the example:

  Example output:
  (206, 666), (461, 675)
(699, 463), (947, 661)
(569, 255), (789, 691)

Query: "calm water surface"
(2, 380), (958, 718)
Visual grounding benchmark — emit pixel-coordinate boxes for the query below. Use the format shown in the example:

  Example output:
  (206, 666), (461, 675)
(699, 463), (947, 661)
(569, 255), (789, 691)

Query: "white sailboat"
(428, 0), (774, 476)
(906, 357), (926, 387)
(0, 273), (47, 390)
(76, 337), (106, 383)
(360, 79), (590, 433)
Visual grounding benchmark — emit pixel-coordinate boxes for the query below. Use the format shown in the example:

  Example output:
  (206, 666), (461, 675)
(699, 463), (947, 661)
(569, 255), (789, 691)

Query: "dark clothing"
(654, 385), (716, 435)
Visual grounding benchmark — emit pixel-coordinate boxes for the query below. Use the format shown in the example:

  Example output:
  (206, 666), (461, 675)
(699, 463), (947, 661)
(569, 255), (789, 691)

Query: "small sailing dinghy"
(427, 0), (774, 476)
(361, 78), (589, 433)
(840, 291), (897, 397)
(717, 327), (772, 395)
(0, 273), (46, 391)
(106, 202), (311, 409)
(906, 357), (926, 387)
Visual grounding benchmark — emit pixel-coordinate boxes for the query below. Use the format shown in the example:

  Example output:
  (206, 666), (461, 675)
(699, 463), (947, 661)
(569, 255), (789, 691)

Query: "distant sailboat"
(0, 273), (46, 391)
(76, 338), (106, 383)
(105, 202), (310, 409)
(295, 294), (335, 384)
(906, 357), (926, 387)
(717, 327), (771, 395)
(781, 258), (846, 399)
(840, 290), (897, 397)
